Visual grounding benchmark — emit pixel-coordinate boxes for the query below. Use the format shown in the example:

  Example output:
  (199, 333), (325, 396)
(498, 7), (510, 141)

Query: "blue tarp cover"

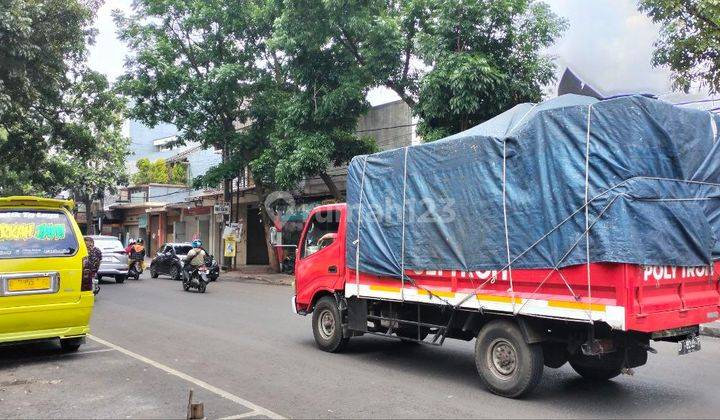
(346, 94), (720, 277)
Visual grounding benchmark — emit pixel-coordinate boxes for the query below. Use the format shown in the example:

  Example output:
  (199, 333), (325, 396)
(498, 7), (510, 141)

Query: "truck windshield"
(302, 210), (340, 258)
(0, 210), (78, 259)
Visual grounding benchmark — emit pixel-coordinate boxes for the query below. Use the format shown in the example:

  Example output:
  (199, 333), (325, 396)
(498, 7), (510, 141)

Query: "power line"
(356, 122), (417, 133)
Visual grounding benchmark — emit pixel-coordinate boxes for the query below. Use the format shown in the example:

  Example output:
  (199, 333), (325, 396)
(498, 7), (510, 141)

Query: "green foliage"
(415, 0), (566, 140)
(118, 0), (376, 200)
(639, 0), (720, 93)
(0, 0), (128, 198)
(170, 163), (187, 184)
(132, 158), (186, 185)
(274, 0), (565, 143)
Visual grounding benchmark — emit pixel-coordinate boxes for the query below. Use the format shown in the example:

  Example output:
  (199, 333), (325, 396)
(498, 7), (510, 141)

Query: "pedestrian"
(84, 236), (102, 277)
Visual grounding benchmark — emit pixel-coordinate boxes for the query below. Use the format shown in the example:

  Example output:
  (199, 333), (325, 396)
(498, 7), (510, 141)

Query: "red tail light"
(81, 256), (93, 292)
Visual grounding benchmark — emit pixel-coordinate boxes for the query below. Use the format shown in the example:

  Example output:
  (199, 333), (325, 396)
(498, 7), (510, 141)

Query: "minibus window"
(0, 210), (79, 258)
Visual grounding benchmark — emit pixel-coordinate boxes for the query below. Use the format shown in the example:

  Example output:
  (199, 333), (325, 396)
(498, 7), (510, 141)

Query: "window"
(0, 210), (79, 259)
(302, 210), (340, 258)
(174, 245), (193, 255)
(94, 237), (124, 252)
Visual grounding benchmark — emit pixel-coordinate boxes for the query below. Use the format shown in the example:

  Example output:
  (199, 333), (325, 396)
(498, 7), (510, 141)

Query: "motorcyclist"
(124, 238), (136, 255)
(182, 240), (207, 280)
(128, 238), (146, 270)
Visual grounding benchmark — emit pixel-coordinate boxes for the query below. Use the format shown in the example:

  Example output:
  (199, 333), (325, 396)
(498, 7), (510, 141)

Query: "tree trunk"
(319, 171), (342, 201)
(255, 183), (280, 273)
(84, 197), (94, 235)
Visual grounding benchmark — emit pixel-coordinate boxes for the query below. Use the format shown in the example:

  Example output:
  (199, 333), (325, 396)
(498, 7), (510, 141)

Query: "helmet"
(192, 240), (202, 248)
(136, 238), (144, 244)
(128, 238), (136, 245)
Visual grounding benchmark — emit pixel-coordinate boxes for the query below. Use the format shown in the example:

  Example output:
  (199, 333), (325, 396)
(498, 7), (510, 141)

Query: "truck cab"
(293, 203), (346, 315)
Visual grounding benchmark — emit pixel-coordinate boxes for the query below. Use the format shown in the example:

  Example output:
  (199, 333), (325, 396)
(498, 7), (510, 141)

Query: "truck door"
(295, 208), (344, 305)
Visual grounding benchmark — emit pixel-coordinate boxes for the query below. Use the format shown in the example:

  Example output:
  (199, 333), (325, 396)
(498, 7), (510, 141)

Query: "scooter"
(128, 258), (144, 280)
(182, 265), (209, 293)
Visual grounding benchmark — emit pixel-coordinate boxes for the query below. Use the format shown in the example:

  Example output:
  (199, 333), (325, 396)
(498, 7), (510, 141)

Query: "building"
(100, 100), (415, 268)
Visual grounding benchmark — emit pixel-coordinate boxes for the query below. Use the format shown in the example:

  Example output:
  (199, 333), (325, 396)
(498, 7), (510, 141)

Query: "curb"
(220, 273), (293, 286)
(700, 322), (720, 338)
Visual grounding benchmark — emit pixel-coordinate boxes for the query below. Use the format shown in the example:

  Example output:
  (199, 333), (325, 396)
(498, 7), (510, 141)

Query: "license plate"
(7, 276), (51, 292)
(679, 335), (701, 355)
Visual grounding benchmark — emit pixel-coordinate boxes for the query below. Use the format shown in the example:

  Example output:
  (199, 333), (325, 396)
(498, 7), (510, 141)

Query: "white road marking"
(219, 412), (261, 419)
(88, 335), (285, 419)
(76, 348), (116, 355)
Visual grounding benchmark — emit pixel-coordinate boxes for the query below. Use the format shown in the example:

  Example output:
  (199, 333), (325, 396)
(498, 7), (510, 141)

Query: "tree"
(639, 0), (720, 93)
(251, 12), (378, 200)
(0, 0), (99, 195)
(415, 0), (565, 140)
(275, 0), (566, 141)
(114, 0), (265, 207)
(132, 158), (187, 185)
(115, 0), (282, 270)
(56, 70), (130, 234)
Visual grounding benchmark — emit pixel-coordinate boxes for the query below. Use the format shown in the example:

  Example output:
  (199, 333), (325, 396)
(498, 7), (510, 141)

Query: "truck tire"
(115, 274), (126, 284)
(312, 296), (349, 353)
(475, 319), (544, 398)
(569, 354), (623, 381)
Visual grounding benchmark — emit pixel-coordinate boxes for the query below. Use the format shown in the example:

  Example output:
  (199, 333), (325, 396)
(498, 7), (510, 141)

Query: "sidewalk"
(701, 321), (720, 338)
(220, 265), (293, 286)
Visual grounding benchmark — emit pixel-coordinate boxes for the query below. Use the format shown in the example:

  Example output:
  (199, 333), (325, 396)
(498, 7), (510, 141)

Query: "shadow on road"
(296, 334), (686, 415)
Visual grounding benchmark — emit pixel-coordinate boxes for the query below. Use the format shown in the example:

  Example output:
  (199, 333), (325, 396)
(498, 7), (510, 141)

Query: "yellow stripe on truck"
(548, 300), (606, 312)
(416, 289), (456, 298)
(476, 294), (522, 304)
(369, 285), (401, 293)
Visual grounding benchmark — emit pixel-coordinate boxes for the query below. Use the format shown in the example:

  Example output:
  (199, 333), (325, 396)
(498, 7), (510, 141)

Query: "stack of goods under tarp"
(345, 94), (720, 277)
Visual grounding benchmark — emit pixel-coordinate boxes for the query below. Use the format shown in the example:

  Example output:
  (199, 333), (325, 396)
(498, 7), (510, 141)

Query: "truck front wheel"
(312, 296), (349, 353)
(475, 319), (544, 398)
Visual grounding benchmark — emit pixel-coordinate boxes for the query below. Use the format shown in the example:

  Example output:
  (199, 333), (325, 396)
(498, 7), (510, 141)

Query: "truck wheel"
(312, 296), (349, 353)
(170, 265), (180, 280)
(569, 355), (622, 381)
(115, 275), (126, 284)
(475, 319), (544, 398)
(150, 266), (158, 278)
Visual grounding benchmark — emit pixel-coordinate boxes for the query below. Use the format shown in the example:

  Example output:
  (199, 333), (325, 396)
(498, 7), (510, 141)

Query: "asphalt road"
(2, 272), (720, 419)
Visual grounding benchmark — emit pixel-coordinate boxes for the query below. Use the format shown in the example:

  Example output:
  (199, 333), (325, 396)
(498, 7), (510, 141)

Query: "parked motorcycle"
(281, 252), (296, 275)
(128, 258), (144, 280)
(182, 265), (209, 293)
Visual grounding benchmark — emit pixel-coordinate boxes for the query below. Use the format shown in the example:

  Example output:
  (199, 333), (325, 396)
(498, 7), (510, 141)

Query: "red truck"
(292, 203), (718, 397)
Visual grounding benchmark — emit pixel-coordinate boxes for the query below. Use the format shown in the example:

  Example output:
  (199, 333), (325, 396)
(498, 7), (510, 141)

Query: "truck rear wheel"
(475, 319), (544, 398)
(312, 296), (349, 353)
(569, 354), (623, 381)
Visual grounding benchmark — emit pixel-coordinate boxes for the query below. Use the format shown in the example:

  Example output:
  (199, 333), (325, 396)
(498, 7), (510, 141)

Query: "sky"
(87, 0), (707, 107)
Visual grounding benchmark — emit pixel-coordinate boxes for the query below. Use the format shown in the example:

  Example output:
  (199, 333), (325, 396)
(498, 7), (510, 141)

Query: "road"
(2, 272), (720, 419)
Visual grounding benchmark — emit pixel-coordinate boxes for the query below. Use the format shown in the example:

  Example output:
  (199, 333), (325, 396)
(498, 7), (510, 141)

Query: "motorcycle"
(128, 258), (144, 280)
(182, 264), (209, 293)
(204, 254), (219, 281)
(281, 252), (296, 275)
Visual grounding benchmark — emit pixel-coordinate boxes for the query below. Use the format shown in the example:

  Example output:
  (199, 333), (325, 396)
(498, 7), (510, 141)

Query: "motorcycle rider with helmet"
(128, 238), (146, 278)
(182, 240), (207, 280)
